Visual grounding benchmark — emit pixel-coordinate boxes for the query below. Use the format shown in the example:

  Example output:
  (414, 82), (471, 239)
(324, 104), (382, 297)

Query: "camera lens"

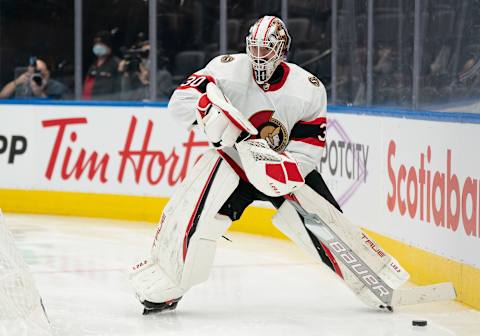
(32, 73), (43, 86)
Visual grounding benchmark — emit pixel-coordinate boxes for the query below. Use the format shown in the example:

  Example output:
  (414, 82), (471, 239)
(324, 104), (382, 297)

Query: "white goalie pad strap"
(236, 139), (305, 197)
(130, 150), (239, 303)
(291, 185), (410, 309)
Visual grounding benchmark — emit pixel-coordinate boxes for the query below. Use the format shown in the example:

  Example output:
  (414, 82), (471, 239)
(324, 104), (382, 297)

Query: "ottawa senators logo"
(249, 110), (289, 152)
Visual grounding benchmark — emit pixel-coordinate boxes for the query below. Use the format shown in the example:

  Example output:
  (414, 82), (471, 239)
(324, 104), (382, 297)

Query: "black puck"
(412, 320), (427, 327)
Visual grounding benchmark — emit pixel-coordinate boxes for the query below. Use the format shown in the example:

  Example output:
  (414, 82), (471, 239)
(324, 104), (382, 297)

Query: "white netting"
(0, 210), (51, 336)
(251, 151), (281, 162)
(242, 140), (282, 162)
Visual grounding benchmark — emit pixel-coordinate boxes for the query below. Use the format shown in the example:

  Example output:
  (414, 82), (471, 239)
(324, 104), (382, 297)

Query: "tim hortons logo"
(41, 116), (208, 185)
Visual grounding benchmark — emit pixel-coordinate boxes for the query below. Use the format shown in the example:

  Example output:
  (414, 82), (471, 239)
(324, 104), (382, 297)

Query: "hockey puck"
(412, 320), (427, 327)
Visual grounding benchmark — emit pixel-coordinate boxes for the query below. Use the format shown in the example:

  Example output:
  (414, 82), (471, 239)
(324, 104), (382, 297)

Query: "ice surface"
(2, 213), (479, 336)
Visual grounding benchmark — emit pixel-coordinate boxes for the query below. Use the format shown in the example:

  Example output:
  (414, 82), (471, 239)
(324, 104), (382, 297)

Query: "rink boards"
(0, 101), (479, 309)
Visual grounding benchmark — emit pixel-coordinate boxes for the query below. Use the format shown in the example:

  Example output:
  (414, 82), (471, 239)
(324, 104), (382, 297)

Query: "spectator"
(83, 30), (121, 100)
(119, 38), (173, 101)
(119, 38), (151, 100)
(0, 57), (67, 99)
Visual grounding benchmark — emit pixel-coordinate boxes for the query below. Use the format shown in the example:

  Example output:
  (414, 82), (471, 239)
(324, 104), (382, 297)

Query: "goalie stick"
(287, 199), (456, 311)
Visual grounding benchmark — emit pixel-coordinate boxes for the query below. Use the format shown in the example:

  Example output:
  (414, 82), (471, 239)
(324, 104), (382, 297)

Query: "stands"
(0, 0), (479, 111)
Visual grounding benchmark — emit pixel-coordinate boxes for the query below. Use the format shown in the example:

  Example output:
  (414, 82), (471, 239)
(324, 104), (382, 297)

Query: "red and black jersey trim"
(177, 74), (216, 94)
(183, 158), (222, 260)
(290, 117), (327, 147)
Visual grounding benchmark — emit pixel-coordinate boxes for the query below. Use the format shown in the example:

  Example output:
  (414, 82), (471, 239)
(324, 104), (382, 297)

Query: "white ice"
(2, 213), (480, 336)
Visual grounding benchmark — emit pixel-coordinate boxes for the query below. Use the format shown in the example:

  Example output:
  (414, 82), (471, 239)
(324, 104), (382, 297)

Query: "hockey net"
(0, 210), (51, 335)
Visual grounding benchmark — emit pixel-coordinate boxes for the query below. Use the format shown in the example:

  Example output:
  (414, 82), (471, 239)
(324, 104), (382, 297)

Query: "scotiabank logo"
(41, 116), (208, 185)
(387, 139), (478, 236)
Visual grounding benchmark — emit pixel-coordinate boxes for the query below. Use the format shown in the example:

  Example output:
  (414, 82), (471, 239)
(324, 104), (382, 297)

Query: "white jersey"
(168, 53), (327, 176)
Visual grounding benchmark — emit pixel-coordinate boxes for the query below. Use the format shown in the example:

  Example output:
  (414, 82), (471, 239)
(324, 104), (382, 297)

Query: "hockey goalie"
(129, 16), (454, 314)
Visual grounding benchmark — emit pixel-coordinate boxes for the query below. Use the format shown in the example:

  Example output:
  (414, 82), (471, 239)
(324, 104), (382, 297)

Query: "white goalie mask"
(246, 16), (291, 84)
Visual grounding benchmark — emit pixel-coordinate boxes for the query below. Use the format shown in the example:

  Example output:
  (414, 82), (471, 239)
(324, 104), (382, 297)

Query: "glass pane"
(372, 0), (414, 108)
(418, 1), (480, 112)
(288, 0), (332, 94)
(227, 0), (282, 54)
(335, 0), (368, 106)
(83, 0), (149, 101)
(157, 0), (219, 94)
(0, 1), (74, 100)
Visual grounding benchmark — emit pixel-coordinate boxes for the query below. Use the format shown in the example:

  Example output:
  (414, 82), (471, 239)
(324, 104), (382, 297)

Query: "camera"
(121, 33), (149, 74)
(28, 56), (43, 87)
(122, 49), (143, 73)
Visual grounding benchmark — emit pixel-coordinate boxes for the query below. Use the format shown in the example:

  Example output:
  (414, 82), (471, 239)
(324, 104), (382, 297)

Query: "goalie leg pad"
(293, 185), (409, 287)
(273, 201), (322, 260)
(272, 201), (344, 277)
(130, 150), (239, 304)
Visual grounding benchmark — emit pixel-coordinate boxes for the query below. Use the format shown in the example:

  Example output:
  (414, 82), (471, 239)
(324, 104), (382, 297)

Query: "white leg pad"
(273, 186), (412, 310)
(181, 214), (231, 288)
(272, 201), (319, 259)
(129, 150), (238, 303)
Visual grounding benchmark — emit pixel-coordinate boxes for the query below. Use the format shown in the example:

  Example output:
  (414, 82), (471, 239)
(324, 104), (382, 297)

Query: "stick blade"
(392, 282), (456, 307)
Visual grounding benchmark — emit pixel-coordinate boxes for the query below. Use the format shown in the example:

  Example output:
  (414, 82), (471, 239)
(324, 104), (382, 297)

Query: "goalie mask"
(246, 16), (291, 84)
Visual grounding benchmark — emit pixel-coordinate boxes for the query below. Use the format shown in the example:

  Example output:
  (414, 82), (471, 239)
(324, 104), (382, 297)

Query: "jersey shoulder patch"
(205, 53), (251, 85)
(210, 53), (248, 66)
(220, 54), (235, 63)
(308, 75), (320, 87)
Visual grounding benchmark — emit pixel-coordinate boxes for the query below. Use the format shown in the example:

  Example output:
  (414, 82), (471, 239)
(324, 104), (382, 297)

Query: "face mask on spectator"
(93, 43), (108, 57)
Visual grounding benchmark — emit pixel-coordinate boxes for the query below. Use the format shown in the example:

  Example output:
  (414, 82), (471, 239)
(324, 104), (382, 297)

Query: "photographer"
(0, 57), (67, 99)
(118, 34), (173, 101)
(118, 37), (150, 100)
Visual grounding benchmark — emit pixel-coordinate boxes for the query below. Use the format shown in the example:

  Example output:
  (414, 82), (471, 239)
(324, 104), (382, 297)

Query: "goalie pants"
(219, 169), (341, 220)
(219, 169), (342, 275)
